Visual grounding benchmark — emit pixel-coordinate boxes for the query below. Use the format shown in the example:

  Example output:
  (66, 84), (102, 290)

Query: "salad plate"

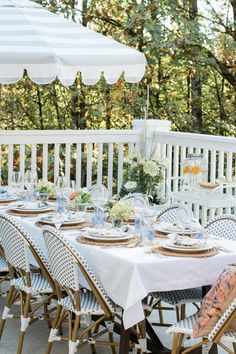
(39, 214), (86, 226)
(81, 227), (134, 242)
(160, 240), (214, 253)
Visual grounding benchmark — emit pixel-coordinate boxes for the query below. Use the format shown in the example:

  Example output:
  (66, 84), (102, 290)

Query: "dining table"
(1, 203), (236, 354)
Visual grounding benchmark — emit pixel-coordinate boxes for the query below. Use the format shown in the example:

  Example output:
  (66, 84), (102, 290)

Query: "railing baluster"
(76, 143), (82, 189)
(108, 143), (114, 195)
(117, 143), (124, 192)
(180, 146), (186, 176)
(31, 144), (37, 174)
(173, 145), (179, 192)
(218, 151), (224, 179)
(86, 143), (93, 188)
(65, 143), (71, 184)
(226, 152), (233, 214)
(20, 144), (25, 179)
(54, 143), (60, 183)
(8, 144), (14, 185)
(166, 144), (172, 197)
(42, 143), (48, 181)
(97, 143), (103, 185)
(210, 150), (216, 183)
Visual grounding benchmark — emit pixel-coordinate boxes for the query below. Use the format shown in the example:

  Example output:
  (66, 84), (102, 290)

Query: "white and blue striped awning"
(0, 0), (146, 86)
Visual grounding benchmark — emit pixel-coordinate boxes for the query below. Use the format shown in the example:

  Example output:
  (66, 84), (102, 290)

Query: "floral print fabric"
(193, 264), (236, 338)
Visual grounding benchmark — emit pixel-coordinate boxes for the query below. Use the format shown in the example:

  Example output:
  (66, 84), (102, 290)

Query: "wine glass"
(89, 184), (109, 208)
(12, 171), (23, 189)
(56, 176), (68, 196)
(24, 170), (38, 196)
(56, 176), (68, 189)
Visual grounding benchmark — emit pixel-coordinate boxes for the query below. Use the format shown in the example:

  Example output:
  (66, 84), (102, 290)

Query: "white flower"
(36, 180), (55, 194)
(110, 200), (133, 220)
(143, 161), (158, 177)
(124, 181), (137, 192)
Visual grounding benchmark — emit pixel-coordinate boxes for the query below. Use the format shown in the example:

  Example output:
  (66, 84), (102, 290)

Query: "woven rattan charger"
(35, 220), (91, 230)
(146, 245), (219, 258)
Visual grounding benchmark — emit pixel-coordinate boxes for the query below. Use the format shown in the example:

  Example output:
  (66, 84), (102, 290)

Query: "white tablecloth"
(3, 213), (236, 329)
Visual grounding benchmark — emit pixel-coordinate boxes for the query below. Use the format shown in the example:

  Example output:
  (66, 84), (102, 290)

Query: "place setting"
(36, 212), (90, 230)
(76, 226), (140, 248)
(146, 234), (219, 258)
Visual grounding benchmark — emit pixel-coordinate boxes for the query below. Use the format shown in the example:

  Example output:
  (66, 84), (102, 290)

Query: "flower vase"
(38, 193), (49, 207)
(77, 203), (88, 213)
(112, 218), (123, 229)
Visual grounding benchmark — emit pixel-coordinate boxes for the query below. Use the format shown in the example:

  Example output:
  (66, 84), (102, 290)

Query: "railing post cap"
(132, 119), (171, 131)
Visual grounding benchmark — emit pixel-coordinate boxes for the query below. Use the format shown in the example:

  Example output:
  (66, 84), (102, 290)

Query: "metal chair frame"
(43, 226), (121, 354)
(0, 213), (56, 354)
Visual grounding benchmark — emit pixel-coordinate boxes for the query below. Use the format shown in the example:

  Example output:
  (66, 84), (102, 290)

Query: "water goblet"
(12, 171), (23, 190)
(24, 170), (38, 200)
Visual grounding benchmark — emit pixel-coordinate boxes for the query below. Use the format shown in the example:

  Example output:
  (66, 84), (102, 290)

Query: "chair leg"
(69, 314), (80, 354)
(88, 328), (96, 354)
(45, 305), (63, 354)
(233, 343), (236, 353)
(176, 333), (185, 353)
(137, 320), (147, 354)
(17, 292), (31, 354)
(44, 299), (52, 329)
(157, 301), (164, 324)
(175, 306), (180, 322)
(180, 304), (186, 320)
(172, 333), (181, 354)
(0, 285), (15, 339)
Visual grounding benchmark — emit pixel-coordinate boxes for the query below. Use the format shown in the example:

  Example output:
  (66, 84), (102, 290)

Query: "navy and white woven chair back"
(122, 193), (149, 207)
(0, 213), (30, 272)
(43, 227), (79, 291)
(156, 203), (180, 223)
(43, 226), (114, 312)
(205, 215), (236, 241)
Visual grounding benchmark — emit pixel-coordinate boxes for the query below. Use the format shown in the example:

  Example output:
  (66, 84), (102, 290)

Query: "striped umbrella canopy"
(0, 0), (146, 86)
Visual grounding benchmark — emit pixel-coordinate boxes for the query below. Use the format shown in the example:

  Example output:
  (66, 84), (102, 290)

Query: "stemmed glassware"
(24, 170), (38, 200)
(56, 176), (68, 194)
(12, 171), (23, 189)
(89, 184), (110, 208)
(89, 184), (109, 228)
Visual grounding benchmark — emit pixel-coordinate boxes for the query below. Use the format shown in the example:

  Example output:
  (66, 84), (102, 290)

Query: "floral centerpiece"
(110, 200), (134, 227)
(35, 180), (55, 195)
(119, 154), (167, 204)
(69, 188), (92, 210)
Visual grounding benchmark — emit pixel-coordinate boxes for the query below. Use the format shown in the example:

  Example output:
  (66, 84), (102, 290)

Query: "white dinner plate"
(40, 215), (86, 225)
(81, 228), (134, 242)
(10, 203), (52, 213)
(155, 224), (200, 235)
(0, 196), (18, 203)
(82, 233), (134, 242)
(160, 240), (214, 253)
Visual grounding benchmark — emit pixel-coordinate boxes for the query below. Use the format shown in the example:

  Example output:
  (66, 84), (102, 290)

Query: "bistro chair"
(122, 193), (149, 207)
(150, 203), (202, 325)
(204, 215), (236, 241)
(43, 226), (120, 354)
(168, 298), (236, 354)
(150, 214), (236, 326)
(156, 203), (181, 223)
(0, 250), (9, 296)
(0, 213), (56, 354)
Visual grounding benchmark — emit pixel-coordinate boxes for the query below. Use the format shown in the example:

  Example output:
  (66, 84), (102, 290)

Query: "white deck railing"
(0, 130), (141, 194)
(0, 126), (236, 220)
(155, 131), (236, 188)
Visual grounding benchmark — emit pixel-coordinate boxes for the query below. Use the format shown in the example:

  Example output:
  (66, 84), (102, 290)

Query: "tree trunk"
(189, 0), (203, 133)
